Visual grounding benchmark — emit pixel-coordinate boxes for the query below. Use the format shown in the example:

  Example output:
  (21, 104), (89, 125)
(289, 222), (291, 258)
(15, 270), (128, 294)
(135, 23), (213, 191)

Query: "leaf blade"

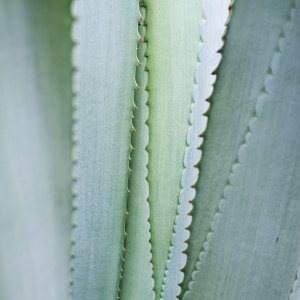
(181, 0), (296, 295)
(184, 2), (300, 299)
(0, 0), (73, 299)
(71, 1), (140, 299)
(145, 0), (203, 297)
(119, 4), (154, 300)
(162, 0), (231, 298)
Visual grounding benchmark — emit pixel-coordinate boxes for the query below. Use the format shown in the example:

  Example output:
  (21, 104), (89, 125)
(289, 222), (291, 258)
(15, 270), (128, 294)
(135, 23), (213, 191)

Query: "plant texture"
(0, 0), (300, 300)
(0, 1), (73, 299)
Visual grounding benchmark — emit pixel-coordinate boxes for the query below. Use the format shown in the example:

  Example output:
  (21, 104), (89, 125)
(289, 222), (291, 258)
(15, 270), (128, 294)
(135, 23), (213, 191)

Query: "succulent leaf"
(184, 1), (300, 299)
(119, 3), (154, 300)
(162, 0), (231, 299)
(0, 0), (73, 299)
(181, 0), (297, 295)
(145, 0), (205, 298)
(71, 0), (140, 299)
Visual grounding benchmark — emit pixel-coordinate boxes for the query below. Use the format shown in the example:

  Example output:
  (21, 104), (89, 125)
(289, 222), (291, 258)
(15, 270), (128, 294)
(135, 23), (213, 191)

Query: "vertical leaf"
(184, 2), (300, 299)
(163, 0), (231, 298)
(145, 0), (203, 298)
(119, 3), (154, 300)
(0, 0), (73, 299)
(71, 0), (139, 299)
(181, 0), (295, 295)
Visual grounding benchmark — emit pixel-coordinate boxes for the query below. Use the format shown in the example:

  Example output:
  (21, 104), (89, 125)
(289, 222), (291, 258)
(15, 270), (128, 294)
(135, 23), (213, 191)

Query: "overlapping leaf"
(71, 0), (139, 299)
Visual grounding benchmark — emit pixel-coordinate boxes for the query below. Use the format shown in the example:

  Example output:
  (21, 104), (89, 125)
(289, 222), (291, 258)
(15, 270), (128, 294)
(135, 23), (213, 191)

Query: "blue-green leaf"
(184, 2), (300, 299)
(181, 0), (296, 295)
(119, 3), (154, 300)
(71, 0), (140, 299)
(163, 0), (231, 299)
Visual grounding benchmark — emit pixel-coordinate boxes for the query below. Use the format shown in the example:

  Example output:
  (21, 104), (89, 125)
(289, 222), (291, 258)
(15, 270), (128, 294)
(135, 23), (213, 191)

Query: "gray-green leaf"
(184, 2), (300, 299)
(71, 0), (140, 299)
(0, 0), (73, 299)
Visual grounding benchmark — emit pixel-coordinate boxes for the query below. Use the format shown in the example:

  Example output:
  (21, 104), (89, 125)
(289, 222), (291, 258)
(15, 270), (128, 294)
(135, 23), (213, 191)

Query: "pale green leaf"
(71, 0), (140, 299)
(0, 0), (73, 299)
(145, 0), (204, 298)
(162, 0), (231, 299)
(184, 2), (300, 299)
(181, 0), (296, 295)
(119, 4), (154, 300)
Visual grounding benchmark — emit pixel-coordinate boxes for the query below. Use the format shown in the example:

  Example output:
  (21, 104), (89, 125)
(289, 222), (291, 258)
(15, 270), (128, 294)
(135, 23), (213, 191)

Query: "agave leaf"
(181, 0), (296, 295)
(145, 0), (203, 298)
(184, 2), (300, 299)
(119, 4), (154, 300)
(0, 0), (73, 299)
(162, 0), (231, 298)
(71, 0), (140, 299)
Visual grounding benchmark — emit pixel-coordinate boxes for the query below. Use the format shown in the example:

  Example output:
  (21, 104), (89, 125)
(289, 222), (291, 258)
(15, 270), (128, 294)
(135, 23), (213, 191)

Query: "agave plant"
(1, 0), (300, 299)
